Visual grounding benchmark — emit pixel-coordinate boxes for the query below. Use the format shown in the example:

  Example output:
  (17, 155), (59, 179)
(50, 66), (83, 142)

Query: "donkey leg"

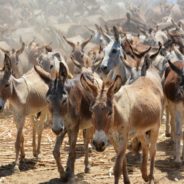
(170, 110), (176, 143)
(32, 117), (37, 157)
(14, 116), (25, 160)
(36, 121), (44, 157)
(114, 137), (127, 184)
(165, 103), (171, 137)
(64, 125), (79, 182)
(138, 134), (149, 182)
(53, 129), (67, 178)
(36, 110), (48, 157)
(174, 109), (182, 164)
(122, 157), (130, 184)
(14, 115), (25, 172)
(83, 128), (93, 173)
(20, 134), (25, 160)
(149, 126), (159, 183)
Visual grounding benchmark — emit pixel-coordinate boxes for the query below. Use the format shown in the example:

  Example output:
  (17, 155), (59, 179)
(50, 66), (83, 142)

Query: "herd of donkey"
(1, 14), (184, 184)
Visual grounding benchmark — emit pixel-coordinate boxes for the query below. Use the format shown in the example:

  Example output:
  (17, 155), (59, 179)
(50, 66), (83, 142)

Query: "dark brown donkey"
(36, 63), (101, 182)
(80, 59), (163, 184)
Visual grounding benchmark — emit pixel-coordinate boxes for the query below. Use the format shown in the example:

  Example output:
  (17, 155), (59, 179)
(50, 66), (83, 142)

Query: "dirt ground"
(0, 113), (184, 184)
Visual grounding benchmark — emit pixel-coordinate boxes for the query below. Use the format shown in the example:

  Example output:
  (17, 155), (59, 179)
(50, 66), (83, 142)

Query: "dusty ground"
(0, 113), (184, 184)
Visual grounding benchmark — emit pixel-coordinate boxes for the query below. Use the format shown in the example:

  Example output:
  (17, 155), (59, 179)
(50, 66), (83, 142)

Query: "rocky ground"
(0, 113), (184, 184)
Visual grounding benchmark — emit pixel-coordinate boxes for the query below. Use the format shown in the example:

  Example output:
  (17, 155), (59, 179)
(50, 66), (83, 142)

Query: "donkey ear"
(107, 75), (122, 98)
(53, 52), (61, 61)
(34, 65), (51, 85)
(80, 73), (98, 97)
(59, 62), (67, 83)
(16, 42), (25, 56)
(141, 55), (151, 76)
(167, 59), (183, 76)
(113, 26), (120, 42)
(81, 35), (92, 50)
(4, 53), (12, 73)
(71, 56), (82, 68)
(63, 35), (75, 49)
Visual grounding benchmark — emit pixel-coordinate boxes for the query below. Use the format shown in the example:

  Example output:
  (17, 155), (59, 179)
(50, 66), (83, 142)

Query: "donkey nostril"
(102, 66), (107, 70)
(60, 126), (64, 132)
(92, 140), (96, 147)
(0, 105), (3, 111)
(101, 66), (108, 73)
(52, 128), (63, 135)
(101, 141), (105, 147)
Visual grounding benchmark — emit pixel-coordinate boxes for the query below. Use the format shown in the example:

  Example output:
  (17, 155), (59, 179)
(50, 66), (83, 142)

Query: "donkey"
(63, 36), (92, 74)
(81, 56), (164, 183)
(0, 54), (50, 171)
(0, 39), (51, 78)
(163, 60), (184, 164)
(36, 63), (102, 182)
(100, 26), (151, 85)
(37, 50), (73, 79)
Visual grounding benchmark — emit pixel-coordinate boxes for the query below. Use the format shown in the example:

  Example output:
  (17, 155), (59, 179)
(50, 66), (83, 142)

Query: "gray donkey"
(0, 54), (49, 171)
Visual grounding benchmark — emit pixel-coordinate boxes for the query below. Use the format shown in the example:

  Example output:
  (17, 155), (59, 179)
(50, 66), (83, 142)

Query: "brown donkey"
(80, 59), (164, 183)
(36, 63), (101, 182)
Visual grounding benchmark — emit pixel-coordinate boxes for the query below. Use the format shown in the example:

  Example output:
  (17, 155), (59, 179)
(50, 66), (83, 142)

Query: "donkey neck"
(8, 75), (28, 105)
(111, 61), (131, 85)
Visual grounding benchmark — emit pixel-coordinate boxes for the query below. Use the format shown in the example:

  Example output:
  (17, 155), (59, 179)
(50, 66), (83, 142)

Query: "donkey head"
(81, 74), (122, 152)
(46, 62), (68, 135)
(0, 53), (13, 111)
(63, 35), (92, 65)
(100, 26), (125, 74)
(0, 41), (25, 78)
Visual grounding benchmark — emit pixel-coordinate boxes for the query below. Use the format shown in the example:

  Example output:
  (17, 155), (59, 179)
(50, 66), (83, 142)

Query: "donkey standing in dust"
(0, 54), (49, 171)
(36, 61), (103, 182)
(81, 54), (164, 183)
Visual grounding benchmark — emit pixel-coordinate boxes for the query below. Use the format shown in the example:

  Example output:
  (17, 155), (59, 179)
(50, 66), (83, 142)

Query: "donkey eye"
(112, 49), (117, 54)
(62, 96), (67, 104)
(50, 65), (54, 69)
(107, 110), (112, 116)
(5, 83), (10, 88)
(46, 96), (51, 103)
(89, 104), (94, 112)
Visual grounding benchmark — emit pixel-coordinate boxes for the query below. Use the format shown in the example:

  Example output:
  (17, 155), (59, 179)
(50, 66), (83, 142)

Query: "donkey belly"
(64, 116), (92, 130)
(79, 119), (92, 130)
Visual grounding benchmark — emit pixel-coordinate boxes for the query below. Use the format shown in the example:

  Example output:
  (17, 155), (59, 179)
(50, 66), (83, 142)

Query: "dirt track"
(0, 113), (184, 184)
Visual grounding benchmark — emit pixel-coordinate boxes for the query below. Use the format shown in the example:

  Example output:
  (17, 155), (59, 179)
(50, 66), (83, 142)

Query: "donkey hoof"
(59, 172), (66, 179)
(149, 179), (155, 184)
(61, 173), (73, 183)
(142, 175), (149, 182)
(33, 150), (40, 158)
(148, 175), (155, 184)
(165, 132), (171, 137)
(35, 155), (41, 161)
(20, 154), (25, 160)
(61, 176), (70, 183)
(13, 165), (20, 173)
(174, 161), (182, 168)
(84, 166), (90, 173)
(124, 179), (131, 184)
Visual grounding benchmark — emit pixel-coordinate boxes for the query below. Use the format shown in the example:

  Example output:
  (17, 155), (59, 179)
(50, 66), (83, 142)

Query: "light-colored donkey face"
(80, 73), (122, 152)
(46, 62), (68, 135)
(63, 35), (92, 65)
(0, 42), (25, 78)
(37, 52), (61, 74)
(100, 26), (125, 74)
(0, 54), (13, 111)
(90, 99), (112, 152)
